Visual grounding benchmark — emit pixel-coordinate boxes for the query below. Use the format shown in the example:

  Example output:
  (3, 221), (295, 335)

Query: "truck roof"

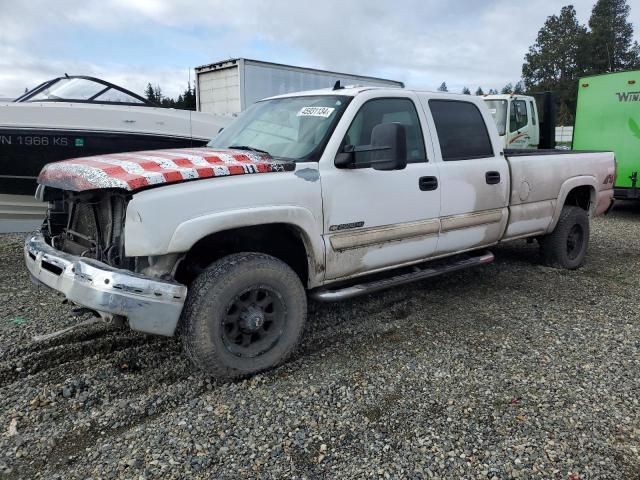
(264, 86), (381, 99)
(264, 86), (493, 101)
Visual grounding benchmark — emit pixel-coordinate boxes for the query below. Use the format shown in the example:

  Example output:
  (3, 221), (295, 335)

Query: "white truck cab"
(484, 94), (540, 149)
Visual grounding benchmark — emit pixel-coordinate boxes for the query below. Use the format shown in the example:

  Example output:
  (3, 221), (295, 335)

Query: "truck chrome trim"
(329, 218), (440, 251)
(24, 234), (187, 336)
(440, 208), (505, 233)
(310, 251), (494, 302)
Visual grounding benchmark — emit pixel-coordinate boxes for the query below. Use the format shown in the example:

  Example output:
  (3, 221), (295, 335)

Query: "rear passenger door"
(420, 97), (509, 255)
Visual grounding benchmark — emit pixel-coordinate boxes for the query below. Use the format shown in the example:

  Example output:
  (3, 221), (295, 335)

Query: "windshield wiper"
(228, 145), (270, 155)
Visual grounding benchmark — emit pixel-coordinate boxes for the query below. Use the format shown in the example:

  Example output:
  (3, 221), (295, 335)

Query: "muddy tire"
(181, 253), (306, 379)
(539, 206), (589, 269)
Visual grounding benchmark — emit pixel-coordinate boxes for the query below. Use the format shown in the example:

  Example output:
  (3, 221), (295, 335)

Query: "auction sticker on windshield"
(297, 106), (335, 118)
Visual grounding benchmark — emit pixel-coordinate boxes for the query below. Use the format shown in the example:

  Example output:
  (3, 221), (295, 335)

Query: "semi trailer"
(195, 58), (404, 116)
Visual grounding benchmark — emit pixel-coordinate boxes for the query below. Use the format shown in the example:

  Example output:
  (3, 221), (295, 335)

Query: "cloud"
(0, 44), (189, 99)
(0, 0), (638, 99)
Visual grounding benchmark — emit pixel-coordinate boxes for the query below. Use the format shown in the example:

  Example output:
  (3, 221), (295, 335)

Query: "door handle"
(485, 171), (501, 185)
(419, 176), (438, 191)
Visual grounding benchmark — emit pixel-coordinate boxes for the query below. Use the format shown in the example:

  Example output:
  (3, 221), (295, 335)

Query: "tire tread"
(181, 253), (306, 379)
(540, 206), (589, 269)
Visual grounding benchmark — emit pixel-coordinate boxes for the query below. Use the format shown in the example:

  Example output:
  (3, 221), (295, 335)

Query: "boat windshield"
(484, 99), (508, 136)
(20, 77), (148, 105)
(209, 95), (351, 162)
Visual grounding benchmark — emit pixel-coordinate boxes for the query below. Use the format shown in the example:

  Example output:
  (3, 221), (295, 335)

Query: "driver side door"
(320, 94), (441, 281)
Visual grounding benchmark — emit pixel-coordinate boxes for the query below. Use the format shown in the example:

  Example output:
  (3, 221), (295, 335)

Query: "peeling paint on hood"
(37, 147), (295, 192)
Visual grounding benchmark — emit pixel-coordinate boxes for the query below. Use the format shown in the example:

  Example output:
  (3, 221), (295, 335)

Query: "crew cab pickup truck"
(25, 86), (615, 378)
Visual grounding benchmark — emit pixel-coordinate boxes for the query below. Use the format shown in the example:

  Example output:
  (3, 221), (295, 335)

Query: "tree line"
(440, 0), (639, 124)
(522, 0), (639, 124)
(437, 82), (525, 96)
(144, 82), (196, 110)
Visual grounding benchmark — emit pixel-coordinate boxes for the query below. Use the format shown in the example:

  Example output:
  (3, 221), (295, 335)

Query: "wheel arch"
(174, 219), (323, 289)
(547, 177), (596, 233)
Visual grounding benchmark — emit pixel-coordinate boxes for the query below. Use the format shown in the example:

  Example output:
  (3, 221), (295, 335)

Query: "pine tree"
(462, 87), (471, 95)
(437, 82), (448, 92)
(148, 84), (163, 104)
(143, 82), (197, 110)
(475, 87), (485, 96)
(588, 0), (640, 72)
(522, 5), (588, 124)
(501, 83), (513, 94)
(513, 81), (525, 94)
(183, 81), (196, 110)
(144, 83), (156, 103)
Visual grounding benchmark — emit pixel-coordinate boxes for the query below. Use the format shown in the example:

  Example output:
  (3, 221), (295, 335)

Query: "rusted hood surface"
(37, 147), (295, 192)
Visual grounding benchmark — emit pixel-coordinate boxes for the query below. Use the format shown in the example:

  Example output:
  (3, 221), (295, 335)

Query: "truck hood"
(37, 147), (295, 192)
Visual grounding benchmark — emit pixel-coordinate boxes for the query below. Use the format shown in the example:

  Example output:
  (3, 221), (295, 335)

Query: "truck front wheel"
(182, 253), (307, 379)
(539, 206), (589, 269)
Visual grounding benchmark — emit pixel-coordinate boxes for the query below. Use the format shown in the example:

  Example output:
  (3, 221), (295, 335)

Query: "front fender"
(126, 202), (325, 286)
(168, 206), (325, 287)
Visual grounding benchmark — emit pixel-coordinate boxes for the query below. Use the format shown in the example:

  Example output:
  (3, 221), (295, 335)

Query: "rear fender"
(546, 176), (596, 233)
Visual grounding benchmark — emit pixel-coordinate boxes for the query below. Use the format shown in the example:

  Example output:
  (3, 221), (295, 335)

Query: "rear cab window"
(428, 99), (494, 161)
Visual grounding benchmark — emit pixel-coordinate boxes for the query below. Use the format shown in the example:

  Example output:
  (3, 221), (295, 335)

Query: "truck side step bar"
(310, 251), (495, 302)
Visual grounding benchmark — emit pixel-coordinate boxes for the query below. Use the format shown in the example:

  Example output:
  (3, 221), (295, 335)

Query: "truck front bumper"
(24, 234), (187, 336)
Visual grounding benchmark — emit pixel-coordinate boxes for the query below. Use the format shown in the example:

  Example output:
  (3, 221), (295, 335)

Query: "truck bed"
(502, 149), (615, 241)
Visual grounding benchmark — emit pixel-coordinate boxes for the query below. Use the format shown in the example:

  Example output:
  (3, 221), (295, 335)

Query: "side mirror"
(334, 122), (407, 170)
(369, 122), (407, 171)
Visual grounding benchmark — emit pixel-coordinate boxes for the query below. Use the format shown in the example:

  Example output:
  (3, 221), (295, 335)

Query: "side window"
(343, 98), (426, 163)
(529, 100), (537, 125)
(510, 100), (528, 132)
(428, 100), (494, 161)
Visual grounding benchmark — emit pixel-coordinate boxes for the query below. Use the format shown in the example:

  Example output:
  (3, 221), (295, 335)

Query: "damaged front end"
(41, 188), (131, 269)
(25, 187), (187, 337)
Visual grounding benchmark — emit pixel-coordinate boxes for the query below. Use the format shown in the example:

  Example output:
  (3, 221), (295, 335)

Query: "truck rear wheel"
(539, 206), (589, 269)
(182, 253), (306, 379)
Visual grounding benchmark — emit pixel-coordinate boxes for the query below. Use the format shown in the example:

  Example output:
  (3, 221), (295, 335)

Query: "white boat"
(0, 75), (231, 232)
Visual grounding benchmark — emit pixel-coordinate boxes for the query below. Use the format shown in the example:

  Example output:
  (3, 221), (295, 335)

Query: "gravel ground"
(1, 205), (639, 480)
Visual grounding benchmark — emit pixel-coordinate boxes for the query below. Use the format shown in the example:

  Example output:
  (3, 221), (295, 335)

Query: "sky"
(1, 0), (639, 100)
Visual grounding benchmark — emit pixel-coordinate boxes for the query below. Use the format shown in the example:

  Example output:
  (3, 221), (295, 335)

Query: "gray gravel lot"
(1, 205), (639, 479)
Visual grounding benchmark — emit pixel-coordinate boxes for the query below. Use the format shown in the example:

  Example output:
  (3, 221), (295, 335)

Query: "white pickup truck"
(25, 86), (615, 378)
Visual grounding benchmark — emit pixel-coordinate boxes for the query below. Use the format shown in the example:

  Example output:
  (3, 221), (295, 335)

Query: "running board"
(310, 251), (494, 302)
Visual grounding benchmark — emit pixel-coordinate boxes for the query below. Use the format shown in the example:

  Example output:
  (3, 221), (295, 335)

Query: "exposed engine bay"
(41, 189), (131, 269)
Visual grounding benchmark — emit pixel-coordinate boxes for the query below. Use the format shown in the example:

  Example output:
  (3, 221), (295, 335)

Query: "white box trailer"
(195, 58), (404, 115)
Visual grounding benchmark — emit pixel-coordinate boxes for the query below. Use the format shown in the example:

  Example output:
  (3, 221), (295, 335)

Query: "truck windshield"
(209, 95), (350, 161)
(484, 99), (508, 136)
